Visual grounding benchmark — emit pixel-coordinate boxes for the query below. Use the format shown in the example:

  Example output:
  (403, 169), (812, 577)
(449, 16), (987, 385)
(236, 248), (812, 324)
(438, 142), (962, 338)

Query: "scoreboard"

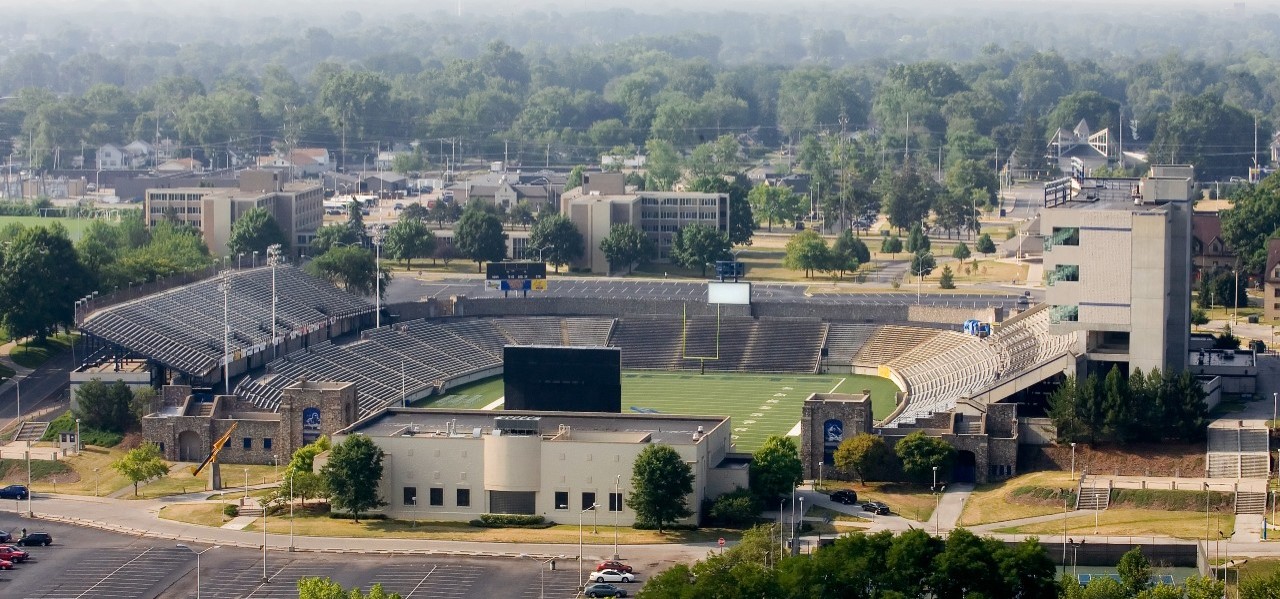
(486, 261), (548, 292)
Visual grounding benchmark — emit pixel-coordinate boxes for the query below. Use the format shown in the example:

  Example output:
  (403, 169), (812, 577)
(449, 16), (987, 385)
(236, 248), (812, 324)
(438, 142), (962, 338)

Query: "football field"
(419, 371), (900, 452)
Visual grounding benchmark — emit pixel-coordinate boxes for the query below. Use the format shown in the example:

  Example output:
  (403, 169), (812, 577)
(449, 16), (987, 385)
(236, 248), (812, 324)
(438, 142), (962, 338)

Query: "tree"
(1220, 173), (1280, 274)
(783, 230), (830, 278)
(73, 378), (135, 432)
(671, 223), (731, 277)
(749, 435), (803, 501)
(1117, 546), (1152, 596)
(111, 442), (169, 496)
(894, 430), (955, 483)
(452, 206), (507, 272)
(0, 224), (90, 340)
(401, 203), (429, 223)
(833, 433), (892, 483)
(975, 233), (996, 254)
(129, 386), (158, 424)
(599, 223), (654, 274)
(227, 207), (289, 256)
(748, 184), (804, 232)
(952, 242), (971, 262)
(433, 243), (461, 266)
(298, 577), (402, 599)
(305, 245), (381, 296)
(310, 223), (361, 256)
(906, 222), (931, 253)
(1149, 93), (1263, 180)
(910, 250), (936, 278)
(528, 214), (584, 272)
(880, 165), (937, 231)
(939, 265), (955, 289)
(565, 165), (585, 191)
(321, 434), (387, 522)
(627, 444), (694, 532)
(829, 229), (868, 280)
(383, 215), (435, 268)
(687, 176), (755, 246)
(289, 470), (328, 506)
(507, 199), (534, 231)
(881, 235), (903, 257)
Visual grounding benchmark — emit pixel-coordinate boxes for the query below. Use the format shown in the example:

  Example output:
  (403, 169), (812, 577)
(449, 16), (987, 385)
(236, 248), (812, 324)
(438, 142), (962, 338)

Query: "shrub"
(39, 410), (123, 447)
(223, 504), (240, 517)
(631, 521), (697, 531)
(476, 513), (546, 527)
(706, 488), (761, 528)
(328, 511), (387, 520)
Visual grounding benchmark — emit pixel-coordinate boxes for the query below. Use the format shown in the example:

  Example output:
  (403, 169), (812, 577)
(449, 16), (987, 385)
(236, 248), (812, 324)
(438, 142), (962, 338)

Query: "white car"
(593, 569), (635, 583)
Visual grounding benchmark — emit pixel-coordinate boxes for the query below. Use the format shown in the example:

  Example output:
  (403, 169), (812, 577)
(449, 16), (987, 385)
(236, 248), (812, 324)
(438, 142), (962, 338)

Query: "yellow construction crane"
(192, 422), (238, 477)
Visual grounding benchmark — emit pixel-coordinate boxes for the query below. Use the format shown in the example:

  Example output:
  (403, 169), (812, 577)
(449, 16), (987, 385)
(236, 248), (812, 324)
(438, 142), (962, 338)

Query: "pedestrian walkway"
(925, 483), (972, 533)
(222, 514), (259, 530)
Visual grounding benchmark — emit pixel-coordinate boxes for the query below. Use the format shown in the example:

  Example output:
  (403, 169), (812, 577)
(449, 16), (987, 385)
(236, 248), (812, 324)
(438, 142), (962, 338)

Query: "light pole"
(176, 544), (220, 599)
(261, 489), (269, 583)
(93, 468), (100, 497)
(288, 471), (295, 552)
(75, 418), (81, 455)
(220, 270), (231, 393)
(797, 496), (804, 554)
(14, 374), (20, 425)
(1070, 442), (1077, 481)
(579, 503), (598, 589)
(1273, 392), (1277, 429)
(1068, 538), (1083, 580)
(521, 553), (563, 599)
(273, 455), (279, 482)
(818, 461), (824, 490)
(373, 229), (383, 329)
(932, 466), (939, 535)
(252, 250), (259, 268)
(25, 440), (32, 516)
(267, 244), (282, 360)
(613, 475), (621, 560)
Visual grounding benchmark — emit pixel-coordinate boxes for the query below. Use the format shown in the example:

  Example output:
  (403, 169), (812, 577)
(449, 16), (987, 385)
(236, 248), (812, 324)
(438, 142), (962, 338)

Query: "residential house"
(360, 172), (407, 195)
(97, 141), (154, 170)
(256, 148), (332, 177)
(157, 158), (203, 173)
(1191, 211), (1236, 280)
(1265, 238), (1280, 323)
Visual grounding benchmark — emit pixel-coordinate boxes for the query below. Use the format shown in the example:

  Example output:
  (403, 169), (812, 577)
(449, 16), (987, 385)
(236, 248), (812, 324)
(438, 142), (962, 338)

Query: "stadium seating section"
(80, 266), (373, 376)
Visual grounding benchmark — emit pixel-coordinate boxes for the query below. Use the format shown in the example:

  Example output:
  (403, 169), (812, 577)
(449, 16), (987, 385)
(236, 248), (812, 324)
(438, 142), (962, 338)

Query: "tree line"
(1048, 367), (1210, 445)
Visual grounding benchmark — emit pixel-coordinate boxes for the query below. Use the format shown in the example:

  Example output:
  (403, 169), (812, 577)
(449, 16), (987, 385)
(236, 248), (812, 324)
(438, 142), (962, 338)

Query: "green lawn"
(9, 333), (77, 369)
(419, 372), (899, 452)
(0, 216), (99, 241)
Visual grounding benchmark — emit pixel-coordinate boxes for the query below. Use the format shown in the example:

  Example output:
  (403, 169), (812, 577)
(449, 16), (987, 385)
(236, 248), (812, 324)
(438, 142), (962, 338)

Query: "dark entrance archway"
(954, 450), (977, 483)
(178, 430), (203, 462)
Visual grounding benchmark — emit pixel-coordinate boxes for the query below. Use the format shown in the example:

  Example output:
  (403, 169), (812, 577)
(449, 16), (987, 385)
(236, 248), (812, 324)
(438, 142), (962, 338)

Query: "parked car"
(0, 531), (11, 543)
(0, 545), (28, 562)
(596, 560), (634, 574)
(0, 558), (11, 570)
(17, 532), (52, 546)
(0, 485), (28, 499)
(829, 490), (858, 505)
(592, 569), (635, 583)
(861, 501), (890, 515)
(584, 583), (628, 597)
(394, 203), (405, 210)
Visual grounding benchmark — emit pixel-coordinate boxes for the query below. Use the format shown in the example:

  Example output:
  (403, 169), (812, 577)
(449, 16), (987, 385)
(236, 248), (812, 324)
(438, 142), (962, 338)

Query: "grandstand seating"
(884, 305), (1077, 427)
(80, 266), (373, 377)
(608, 317), (684, 370)
(852, 326), (941, 366)
(823, 324), (881, 365)
(236, 317), (616, 416)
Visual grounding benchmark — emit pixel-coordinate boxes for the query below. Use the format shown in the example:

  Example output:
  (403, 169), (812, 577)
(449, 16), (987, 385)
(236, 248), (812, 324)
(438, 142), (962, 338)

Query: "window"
(609, 492), (622, 512)
(582, 492), (597, 511)
(429, 487), (444, 506)
(243, 438), (252, 450)
(403, 487), (417, 506)
(554, 491), (569, 510)
(457, 488), (471, 507)
(263, 438), (273, 450)
(1044, 227), (1080, 250)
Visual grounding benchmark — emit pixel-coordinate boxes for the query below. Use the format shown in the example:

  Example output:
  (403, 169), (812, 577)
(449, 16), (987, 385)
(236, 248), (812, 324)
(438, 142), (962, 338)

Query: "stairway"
(1076, 478), (1110, 511)
(14, 422), (48, 443)
(238, 505), (264, 517)
(197, 402), (214, 417)
(1235, 491), (1266, 515)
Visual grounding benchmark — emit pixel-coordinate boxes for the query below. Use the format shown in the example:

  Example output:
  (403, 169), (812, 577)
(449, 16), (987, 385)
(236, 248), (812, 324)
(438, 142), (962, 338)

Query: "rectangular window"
(554, 491), (569, 510)
(243, 438), (252, 450)
(263, 438), (272, 450)
(429, 487), (444, 506)
(1049, 305), (1080, 323)
(457, 488), (471, 507)
(403, 487), (417, 506)
(609, 492), (623, 512)
(582, 492), (596, 511)
(1046, 264), (1080, 285)
(1045, 227), (1080, 250)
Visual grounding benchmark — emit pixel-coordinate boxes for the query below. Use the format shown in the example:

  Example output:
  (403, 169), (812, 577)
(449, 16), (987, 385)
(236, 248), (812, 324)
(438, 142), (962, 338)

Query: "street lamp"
(267, 244), (282, 360)
(613, 475), (621, 560)
(176, 544), (220, 599)
(373, 229), (383, 329)
(579, 503), (598, 589)
(219, 270), (231, 393)
(818, 461), (824, 490)
(1068, 538), (1084, 580)
(273, 455), (279, 483)
(520, 553), (563, 599)
(24, 440), (32, 516)
(75, 418), (81, 455)
(1070, 442), (1077, 481)
(288, 471), (295, 552)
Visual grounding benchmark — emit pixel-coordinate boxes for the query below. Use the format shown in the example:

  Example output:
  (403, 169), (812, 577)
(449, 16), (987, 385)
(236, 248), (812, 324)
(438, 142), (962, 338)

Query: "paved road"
(0, 350), (71, 432)
(387, 276), (1022, 308)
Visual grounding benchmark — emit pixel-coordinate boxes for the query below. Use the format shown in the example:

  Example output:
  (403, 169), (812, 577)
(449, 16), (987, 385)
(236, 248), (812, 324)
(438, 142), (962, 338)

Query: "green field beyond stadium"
(0, 216), (99, 241)
(416, 372), (900, 451)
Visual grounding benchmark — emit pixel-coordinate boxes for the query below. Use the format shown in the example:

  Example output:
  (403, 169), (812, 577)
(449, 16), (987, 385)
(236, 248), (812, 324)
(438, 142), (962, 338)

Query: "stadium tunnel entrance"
(954, 450), (977, 484)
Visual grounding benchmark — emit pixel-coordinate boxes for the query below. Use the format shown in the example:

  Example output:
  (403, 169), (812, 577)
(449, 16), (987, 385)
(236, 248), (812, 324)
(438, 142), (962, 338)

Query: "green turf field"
(417, 371), (900, 452)
(0, 215), (99, 241)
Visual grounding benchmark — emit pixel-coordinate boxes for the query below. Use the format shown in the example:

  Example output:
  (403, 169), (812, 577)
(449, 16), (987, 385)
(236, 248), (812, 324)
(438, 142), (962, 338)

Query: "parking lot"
(0, 516), (649, 598)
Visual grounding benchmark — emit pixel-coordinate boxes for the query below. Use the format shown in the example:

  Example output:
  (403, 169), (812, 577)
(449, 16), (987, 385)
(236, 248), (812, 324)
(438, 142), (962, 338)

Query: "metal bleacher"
(80, 265), (373, 378)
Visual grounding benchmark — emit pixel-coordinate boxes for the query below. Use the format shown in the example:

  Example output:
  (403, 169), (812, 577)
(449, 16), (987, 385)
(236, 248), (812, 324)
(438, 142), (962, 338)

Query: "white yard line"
(482, 397), (504, 410)
(829, 377), (847, 393)
(786, 421), (802, 437)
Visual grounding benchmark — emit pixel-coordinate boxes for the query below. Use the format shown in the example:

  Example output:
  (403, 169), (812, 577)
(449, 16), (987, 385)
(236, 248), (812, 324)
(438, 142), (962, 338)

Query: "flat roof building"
(144, 170), (323, 258)
(329, 408), (744, 524)
(1041, 165), (1195, 375)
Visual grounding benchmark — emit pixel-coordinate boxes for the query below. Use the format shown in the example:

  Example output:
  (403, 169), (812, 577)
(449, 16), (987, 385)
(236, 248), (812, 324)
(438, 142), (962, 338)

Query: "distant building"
(1191, 211), (1236, 279)
(97, 141), (154, 170)
(323, 407), (740, 524)
(1047, 119), (1115, 176)
(156, 157), (203, 173)
(1263, 238), (1280, 323)
(560, 172), (729, 274)
(144, 170), (323, 257)
(257, 148), (332, 177)
(1041, 165), (1196, 375)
